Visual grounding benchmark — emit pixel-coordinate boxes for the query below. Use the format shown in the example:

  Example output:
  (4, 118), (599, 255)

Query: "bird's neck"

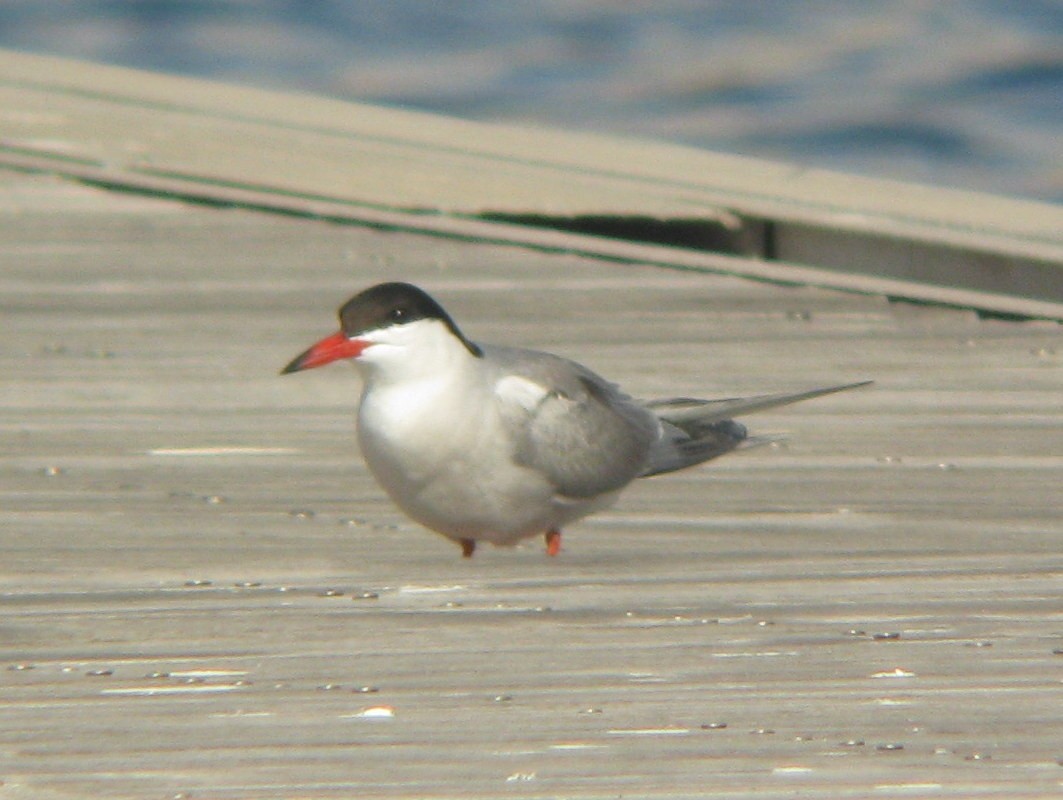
(357, 331), (480, 393)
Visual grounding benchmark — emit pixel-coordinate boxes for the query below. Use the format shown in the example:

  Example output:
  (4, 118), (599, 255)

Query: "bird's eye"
(388, 307), (406, 322)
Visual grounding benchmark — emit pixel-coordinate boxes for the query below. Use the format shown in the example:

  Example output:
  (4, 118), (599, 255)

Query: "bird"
(282, 282), (869, 558)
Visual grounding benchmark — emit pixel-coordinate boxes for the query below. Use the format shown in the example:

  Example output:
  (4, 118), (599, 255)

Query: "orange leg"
(460, 538), (476, 558)
(544, 529), (562, 557)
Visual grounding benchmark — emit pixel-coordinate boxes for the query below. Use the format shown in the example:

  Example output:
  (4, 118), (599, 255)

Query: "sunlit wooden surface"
(2, 48), (1062, 320)
(1, 171), (1061, 798)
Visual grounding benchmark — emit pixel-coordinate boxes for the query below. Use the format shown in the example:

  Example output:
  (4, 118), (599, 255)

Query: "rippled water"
(1, 1), (1059, 201)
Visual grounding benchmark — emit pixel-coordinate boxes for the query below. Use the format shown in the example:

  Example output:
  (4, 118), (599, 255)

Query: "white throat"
(354, 318), (479, 390)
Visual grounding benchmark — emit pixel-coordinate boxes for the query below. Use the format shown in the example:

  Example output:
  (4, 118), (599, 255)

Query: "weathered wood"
(1, 173), (1060, 799)
(1, 49), (1061, 319)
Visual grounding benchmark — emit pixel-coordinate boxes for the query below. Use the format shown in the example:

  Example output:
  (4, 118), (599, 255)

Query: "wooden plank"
(1, 147), (1060, 322)
(1, 173), (1060, 799)
(1, 49), (1061, 319)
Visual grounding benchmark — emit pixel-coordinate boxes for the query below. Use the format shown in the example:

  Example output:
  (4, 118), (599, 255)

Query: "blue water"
(1, 1), (1059, 201)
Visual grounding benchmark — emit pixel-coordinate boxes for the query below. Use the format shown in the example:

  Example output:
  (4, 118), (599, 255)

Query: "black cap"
(338, 282), (482, 357)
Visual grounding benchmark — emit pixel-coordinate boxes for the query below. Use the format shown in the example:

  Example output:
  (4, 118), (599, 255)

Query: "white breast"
(356, 372), (602, 544)
(357, 373), (474, 489)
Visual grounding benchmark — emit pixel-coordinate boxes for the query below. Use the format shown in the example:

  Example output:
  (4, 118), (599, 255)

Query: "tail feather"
(645, 381), (872, 426)
(640, 381), (870, 478)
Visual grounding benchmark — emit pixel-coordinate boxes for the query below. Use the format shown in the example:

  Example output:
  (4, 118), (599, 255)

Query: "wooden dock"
(1, 51), (1061, 799)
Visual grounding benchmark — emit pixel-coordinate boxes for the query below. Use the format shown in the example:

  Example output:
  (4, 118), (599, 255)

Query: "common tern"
(282, 282), (869, 557)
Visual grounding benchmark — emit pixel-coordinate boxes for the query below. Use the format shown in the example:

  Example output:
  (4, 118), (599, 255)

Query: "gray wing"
(489, 346), (660, 499)
(641, 418), (749, 477)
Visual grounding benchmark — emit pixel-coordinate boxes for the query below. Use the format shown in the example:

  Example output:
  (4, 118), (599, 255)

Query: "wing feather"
(492, 343), (870, 494)
(491, 347), (658, 499)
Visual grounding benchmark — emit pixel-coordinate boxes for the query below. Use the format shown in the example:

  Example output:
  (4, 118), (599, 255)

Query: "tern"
(282, 282), (868, 557)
